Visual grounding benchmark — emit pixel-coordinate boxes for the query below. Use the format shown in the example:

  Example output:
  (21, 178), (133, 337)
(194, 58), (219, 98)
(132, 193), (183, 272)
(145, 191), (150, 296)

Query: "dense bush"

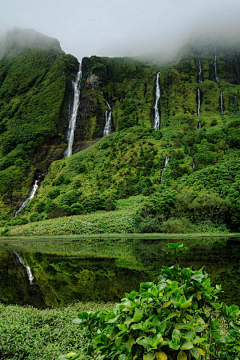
(61, 243), (240, 360)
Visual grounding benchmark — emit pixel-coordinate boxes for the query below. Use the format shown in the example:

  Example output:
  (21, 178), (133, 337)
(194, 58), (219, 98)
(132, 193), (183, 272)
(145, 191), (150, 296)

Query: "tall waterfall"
(153, 72), (161, 130)
(197, 59), (203, 83)
(103, 102), (112, 137)
(234, 96), (237, 115)
(220, 89), (224, 116)
(198, 121), (201, 129)
(65, 63), (82, 158)
(15, 180), (39, 217)
(160, 156), (169, 184)
(197, 88), (201, 117)
(14, 252), (34, 285)
(214, 53), (219, 82)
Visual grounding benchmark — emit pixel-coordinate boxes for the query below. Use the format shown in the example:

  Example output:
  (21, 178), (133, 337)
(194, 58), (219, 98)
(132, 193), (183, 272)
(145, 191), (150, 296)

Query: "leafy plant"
(60, 243), (240, 360)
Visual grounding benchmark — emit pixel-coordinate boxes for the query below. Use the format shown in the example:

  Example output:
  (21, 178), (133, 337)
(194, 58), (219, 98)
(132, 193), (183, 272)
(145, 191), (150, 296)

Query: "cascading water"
(160, 156), (169, 184)
(192, 161), (195, 170)
(220, 89), (224, 116)
(197, 88), (201, 117)
(197, 59), (203, 83)
(153, 72), (161, 130)
(15, 179), (39, 217)
(14, 251), (34, 285)
(103, 102), (112, 137)
(198, 121), (201, 129)
(64, 63), (82, 158)
(234, 96), (237, 115)
(214, 52), (219, 82)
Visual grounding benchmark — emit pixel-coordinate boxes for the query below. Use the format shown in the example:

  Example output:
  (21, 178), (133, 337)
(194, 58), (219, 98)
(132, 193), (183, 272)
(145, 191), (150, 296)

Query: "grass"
(0, 301), (114, 360)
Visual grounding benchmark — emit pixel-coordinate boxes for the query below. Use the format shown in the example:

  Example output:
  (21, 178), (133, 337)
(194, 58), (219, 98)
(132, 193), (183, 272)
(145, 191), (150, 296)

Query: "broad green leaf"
(136, 337), (150, 349)
(72, 318), (83, 324)
(163, 302), (171, 308)
(156, 351), (168, 360)
(119, 355), (127, 360)
(180, 302), (192, 309)
(107, 315), (120, 323)
(191, 274), (204, 282)
(132, 310), (143, 322)
(191, 347), (200, 359)
(143, 352), (156, 360)
(126, 335), (135, 352)
(172, 329), (181, 340)
(184, 330), (195, 339)
(198, 348), (206, 356)
(177, 350), (187, 360)
(115, 336), (122, 347)
(167, 242), (183, 250)
(181, 341), (193, 350)
(151, 286), (159, 297)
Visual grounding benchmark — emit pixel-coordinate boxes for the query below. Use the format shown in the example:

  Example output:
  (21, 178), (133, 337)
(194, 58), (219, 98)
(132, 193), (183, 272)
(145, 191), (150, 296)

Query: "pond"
(0, 235), (239, 308)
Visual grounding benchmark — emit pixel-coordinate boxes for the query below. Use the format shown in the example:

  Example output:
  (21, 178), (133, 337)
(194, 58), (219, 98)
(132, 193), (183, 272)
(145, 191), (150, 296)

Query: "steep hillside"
(2, 33), (240, 234)
(0, 29), (79, 216)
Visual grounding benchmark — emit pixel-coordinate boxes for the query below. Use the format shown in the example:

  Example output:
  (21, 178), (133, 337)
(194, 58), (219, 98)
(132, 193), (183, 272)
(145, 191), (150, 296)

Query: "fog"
(1, 0), (240, 61)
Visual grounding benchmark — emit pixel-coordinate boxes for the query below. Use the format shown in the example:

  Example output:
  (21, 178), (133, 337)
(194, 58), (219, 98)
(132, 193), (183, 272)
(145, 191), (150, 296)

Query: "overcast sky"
(1, 0), (240, 60)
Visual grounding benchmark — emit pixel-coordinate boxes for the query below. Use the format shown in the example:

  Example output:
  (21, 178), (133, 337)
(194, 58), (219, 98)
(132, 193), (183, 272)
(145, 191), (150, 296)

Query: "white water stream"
(15, 180), (39, 217)
(103, 102), (112, 137)
(160, 156), (169, 184)
(14, 252), (34, 285)
(153, 72), (161, 130)
(65, 63), (82, 158)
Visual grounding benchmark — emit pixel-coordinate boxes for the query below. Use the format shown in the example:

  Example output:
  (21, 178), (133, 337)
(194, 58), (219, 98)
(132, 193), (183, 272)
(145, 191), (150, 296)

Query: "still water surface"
(0, 236), (239, 308)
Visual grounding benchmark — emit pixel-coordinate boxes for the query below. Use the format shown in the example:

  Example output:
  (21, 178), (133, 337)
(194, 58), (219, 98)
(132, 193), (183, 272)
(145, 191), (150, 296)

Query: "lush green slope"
(0, 30), (79, 216)
(1, 35), (240, 233)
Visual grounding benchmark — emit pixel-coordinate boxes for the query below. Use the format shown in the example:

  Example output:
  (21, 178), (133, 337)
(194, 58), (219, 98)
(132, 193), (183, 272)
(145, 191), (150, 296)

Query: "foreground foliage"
(62, 243), (240, 360)
(0, 302), (113, 360)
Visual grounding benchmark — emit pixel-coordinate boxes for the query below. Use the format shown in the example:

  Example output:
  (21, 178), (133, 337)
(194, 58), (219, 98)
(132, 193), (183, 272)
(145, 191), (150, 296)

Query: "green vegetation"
(0, 33), (78, 215)
(61, 243), (240, 360)
(1, 35), (240, 234)
(0, 301), (114, 360)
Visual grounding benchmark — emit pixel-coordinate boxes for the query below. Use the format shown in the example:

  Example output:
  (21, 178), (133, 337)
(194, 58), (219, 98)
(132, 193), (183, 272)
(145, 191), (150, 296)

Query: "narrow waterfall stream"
(14, 251), (34, 285)
(197, 59), (203, 83)
(214, 52), (219, 82)
(196, 59), (202, 127)
(160, 156), (169, 184)
(197, 88), (201, 117)
(15, 180), (39, 217)
(65, 63), (82, 158)
(153, 72), (161, 130)
(103, 102), (112, 137)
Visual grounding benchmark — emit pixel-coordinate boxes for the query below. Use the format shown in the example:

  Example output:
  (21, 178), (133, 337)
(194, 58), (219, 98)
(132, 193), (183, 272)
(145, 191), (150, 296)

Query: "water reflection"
(0, 236), (239, 308)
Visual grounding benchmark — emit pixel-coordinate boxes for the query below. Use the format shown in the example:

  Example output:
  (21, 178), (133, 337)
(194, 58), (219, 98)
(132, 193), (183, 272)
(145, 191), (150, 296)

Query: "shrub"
(48, 187), (61, 200)
(61, 243), (240, 360)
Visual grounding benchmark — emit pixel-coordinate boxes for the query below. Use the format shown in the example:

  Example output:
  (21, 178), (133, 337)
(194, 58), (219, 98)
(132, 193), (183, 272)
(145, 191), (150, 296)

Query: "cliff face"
(0, 29), (79, 215)
(71, 42), (240, 154)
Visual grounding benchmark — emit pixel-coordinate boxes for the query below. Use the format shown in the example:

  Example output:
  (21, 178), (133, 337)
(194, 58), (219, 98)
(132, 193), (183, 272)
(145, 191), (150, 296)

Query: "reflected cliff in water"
(0, 236), (239, 308)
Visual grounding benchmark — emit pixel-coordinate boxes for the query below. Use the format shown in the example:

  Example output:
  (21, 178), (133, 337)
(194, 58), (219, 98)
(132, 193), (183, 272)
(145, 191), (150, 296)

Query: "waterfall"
(197, 88), (201, 117)
(64, 63), (82, 158)
(103, 102), (112, 137)
(198, 121), (201, 129)
(160, 156), (169, 184)
(153, 72), (161, 130)
(220, 89), (224, 116)
(214, 53), (219, 82)
(197, 59), (203, 83)
(15, 179), (39, 217)
(234, 96), (237, 115)
(192, 161), (195, 170)
(14, 252), (34, 285)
